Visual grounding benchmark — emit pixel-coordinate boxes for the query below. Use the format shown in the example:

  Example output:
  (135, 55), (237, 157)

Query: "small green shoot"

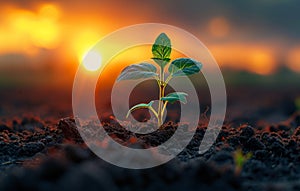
(234, 149), (252, 174)
(117, 33), (202, 128)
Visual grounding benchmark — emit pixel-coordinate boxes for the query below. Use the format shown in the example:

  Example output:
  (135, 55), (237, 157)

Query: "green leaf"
(152, 58), (170, 69)
(168, 58), (202, 77)
(152, 33), (171, 68)
(161, 92), (188, 104)
(234, 149), (252, 168)
(117, 63), (157, 81)
(126, 101), (154, 118)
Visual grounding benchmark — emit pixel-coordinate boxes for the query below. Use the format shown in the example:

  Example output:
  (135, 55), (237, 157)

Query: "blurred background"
(0, 0), (299, 121)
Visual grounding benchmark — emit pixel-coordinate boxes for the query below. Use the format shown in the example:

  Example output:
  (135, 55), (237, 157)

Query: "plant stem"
(148, 106), (159, 119)
(157, 67), (165, 127)
(160, 85), (166, 123)
(161, 101), (168, 119)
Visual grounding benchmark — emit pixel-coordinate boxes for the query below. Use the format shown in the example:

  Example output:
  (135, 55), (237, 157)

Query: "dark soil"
(0, 86), (299, 191)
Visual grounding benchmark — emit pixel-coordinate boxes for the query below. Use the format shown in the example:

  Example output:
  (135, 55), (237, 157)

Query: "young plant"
(117, 33), (202, 128)
(233, 149), (252, 174)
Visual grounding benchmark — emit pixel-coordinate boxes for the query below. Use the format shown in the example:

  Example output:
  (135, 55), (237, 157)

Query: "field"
(0, 70), (299, 191)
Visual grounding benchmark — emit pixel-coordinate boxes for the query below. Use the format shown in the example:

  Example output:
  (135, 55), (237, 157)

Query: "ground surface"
(0, 85), (299, 191)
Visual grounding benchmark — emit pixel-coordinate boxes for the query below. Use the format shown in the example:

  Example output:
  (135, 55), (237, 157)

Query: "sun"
(82, 50), (102, 71)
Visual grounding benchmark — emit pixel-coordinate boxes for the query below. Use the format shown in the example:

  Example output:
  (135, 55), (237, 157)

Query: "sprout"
(117, 33), (202, 128)
(234, 149), (252, 174)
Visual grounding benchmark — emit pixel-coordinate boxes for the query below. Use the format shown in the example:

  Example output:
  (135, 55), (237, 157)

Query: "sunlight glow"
(30, 4), (61, 49)
(0, 3), (61, 54)
(83, 51), (102, 71)
(0, 2), (297, 76)
(209, 44), (276, 75)
(72, 29), (101, 63)
(247, 51), (275, 75)
(287, 47), (300, 72)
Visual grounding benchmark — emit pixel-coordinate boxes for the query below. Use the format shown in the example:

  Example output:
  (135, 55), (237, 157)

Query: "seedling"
(117, 33), (202, 128)
(233, 149), (252, 174)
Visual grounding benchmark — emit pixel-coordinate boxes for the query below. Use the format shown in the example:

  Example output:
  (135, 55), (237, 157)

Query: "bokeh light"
(286, 47), (300, 72)
(0, 3), (61, 54)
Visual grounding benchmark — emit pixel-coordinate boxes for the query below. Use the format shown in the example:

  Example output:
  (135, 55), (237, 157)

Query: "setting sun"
(82, 50), (102, 71)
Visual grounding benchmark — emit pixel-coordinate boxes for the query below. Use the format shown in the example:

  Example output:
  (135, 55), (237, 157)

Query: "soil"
(0, 86), (300, 191)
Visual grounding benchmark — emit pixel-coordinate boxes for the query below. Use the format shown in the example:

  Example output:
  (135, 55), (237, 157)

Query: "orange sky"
(0, 0), (299, 83)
